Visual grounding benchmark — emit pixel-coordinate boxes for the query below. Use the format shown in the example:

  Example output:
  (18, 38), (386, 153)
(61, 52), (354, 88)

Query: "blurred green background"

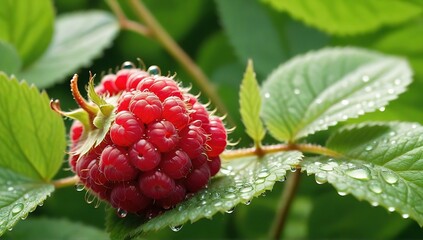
(2, 0), (423, 238)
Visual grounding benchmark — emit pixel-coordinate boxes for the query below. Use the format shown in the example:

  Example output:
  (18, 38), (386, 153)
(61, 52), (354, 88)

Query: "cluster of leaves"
(1, 0), (423, 239)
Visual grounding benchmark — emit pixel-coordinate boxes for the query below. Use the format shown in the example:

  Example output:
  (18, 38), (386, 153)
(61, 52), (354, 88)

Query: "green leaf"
(302, 122), (423, 226)
(0, 0), (54, 66)
(106, 151), (303, 239)
(0, 73), (66, 180)
(263, 0), (422, 35)
(17, 11), (119, 88)
(0, 41), (21, 75)
(261, 47), (412, 142)
(3, 217), (108, 240)
(0, 168), (54, 236)
(215, 0), (287, 74)
(239, 60), (265, 144)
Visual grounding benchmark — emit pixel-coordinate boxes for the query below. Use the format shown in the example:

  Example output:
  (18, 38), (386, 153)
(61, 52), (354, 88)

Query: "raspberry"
(162, 97), (189, 130)
(184, 163), (211, 193)
(129, 139), (161, 171)
(147, 120), (179, 152)
(110, 183), (151, 213)
(110, 111), (144, 147)
(137, 76), (183, 101)
(139, 171), (176, 200)
(129, 91), (162, 124)
(159, 149), (192, 179)
(99, 146), (138, 181)
(205, 116), (227, 157)
(57, 62), (227, 217)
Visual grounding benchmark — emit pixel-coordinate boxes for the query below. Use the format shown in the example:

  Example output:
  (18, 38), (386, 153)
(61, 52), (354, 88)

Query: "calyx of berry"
(51, 74), (117, 156)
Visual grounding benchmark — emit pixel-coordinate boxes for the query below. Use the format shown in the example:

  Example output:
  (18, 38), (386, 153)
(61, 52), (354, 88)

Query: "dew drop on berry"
(122, 61), (135, 69)
(148, 65), (161, 76)
(117, 208), (128, 218)
(170, 225), (183, 232)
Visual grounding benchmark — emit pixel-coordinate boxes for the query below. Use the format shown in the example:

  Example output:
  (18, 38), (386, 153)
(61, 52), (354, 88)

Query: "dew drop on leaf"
(337, 191), (347, 196)
(388, 206), (396, 212)
(315, 172), (327, 184)
(341, 99), (349, 105)
(368, 180), (383, 194)
(7, 186), (14, 192)
(362, 75), (370, 82)
(381, 170), (399, 184)
(294, 89), (301, 95)
(20, 213), (29, 220)
(23, 193), (30, 200)
(11, 203), (24, 215)
(245, 200), (251, 205)
(225, 193), (236, 199)
(213, 201), (223, 207)
(345, 167), (370, 180)
(257, 170), (270, 178)
(170, 225), (183, 232)
(365, 145), (373, 151)
(402, 213), (410, 219)
(240, 185), (254, 193)
(8, 227), (13, 231)
(320, 164), (334, 171)
(38, 202), (44, 207)
(371, 201), (379, 207)
(116, 208), (128, 218)
(225, 207), (235, 214)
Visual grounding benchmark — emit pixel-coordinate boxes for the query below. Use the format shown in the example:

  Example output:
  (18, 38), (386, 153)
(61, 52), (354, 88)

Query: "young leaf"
(106, 151), (303, 239)
(3, 217), (108, 240)
(239, 60), (265, 144)
(17, 11), (119, 88)
(0, 41), (21, 75)
(263, 0), (422, 35)
(0, 168), (54, 236)
(0, 0), (54, 66)
(261, 47), (412, 142)
(0, 73), (66, 180)
(302, 122), (423, 226)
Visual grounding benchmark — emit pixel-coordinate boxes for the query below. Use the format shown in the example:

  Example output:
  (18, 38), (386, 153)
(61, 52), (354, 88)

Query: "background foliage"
(1, 0), (423, 238)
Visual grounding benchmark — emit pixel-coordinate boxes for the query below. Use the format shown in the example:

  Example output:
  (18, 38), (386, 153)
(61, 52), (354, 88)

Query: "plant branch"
(107, 0), (151, 36)
(221, 143), (342, 160)
(53, 175), (80, 189)
(269, 169), (301, 240)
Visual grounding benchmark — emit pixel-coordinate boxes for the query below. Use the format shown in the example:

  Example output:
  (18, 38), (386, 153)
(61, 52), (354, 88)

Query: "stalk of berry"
(51, 62), (227, 218)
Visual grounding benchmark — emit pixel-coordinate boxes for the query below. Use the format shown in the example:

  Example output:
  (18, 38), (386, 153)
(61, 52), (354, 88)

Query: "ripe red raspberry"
(129, 139), (160, 171)
(129, 91), (162, 124)
(99, 145), (138, 181)
(57, 62), (227, 218)
(147, 120), (179, 152)
(110, 111), (144, 147)
(139, 170), (176, 200)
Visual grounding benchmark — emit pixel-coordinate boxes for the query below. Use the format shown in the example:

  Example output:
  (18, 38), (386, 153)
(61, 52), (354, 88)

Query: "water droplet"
(371, 201), (379, 207)
(368, 181), (382, 194)
(7, 186), (14, 192)
(147, 65), (161, 75)
(225, 193), (236, 199)
(257, 171), (270, 178)
(20, 213), (28, 220)
(255, 178), (265, 184)
(294, 89), (301, 95)
(362, 75), (370, 82)
(341, 99), (349, 105)
(75, 183), (85, 192)
(315, 172), (327, 184)
(278, 176), (287, 182)
(367, 101), (375, 107)
(116, 208), (128, 218)
(320, 164), (334, 171)
(337, 191), (347, 196)
(412, 124), (417, 129)
(402, 213), (409, 219)
(264, 92), (271, 98)
(290, 166), (297, 172)
(11, 203), (24, 215)
(23, 193), (29, 200)
(365, 145), (373, 151)
(245, 200), (251, 205)
(170, 225), (183, 232)
(201, 200), (207, 205)
(214, 201), (223, 207)
(225, 207), (235, 213)
(38, 202), (44, 207)
(389, 131), (396, 137)
(316, 98), (322, 104)
(240, 185), (253, 193)
(388, 206), (395, 212)
(388, 89), (394, 94)
(381, 171), (398, 184)
(391, 140), (397, 145)
(345, 167), (370, 180)
(8, 227), (13, 231)
(379, 107), (385, 112)
(121, 61), (135, 69)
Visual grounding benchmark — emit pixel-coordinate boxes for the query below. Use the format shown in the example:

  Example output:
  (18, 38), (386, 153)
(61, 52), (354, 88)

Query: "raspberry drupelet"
(52, 62), (227, 218)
